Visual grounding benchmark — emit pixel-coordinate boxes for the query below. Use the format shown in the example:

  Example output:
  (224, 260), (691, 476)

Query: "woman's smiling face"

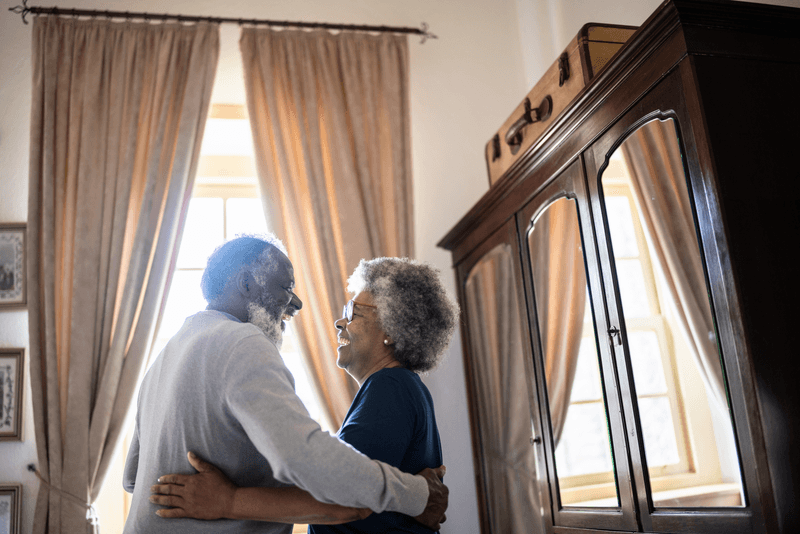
(334, 291), (388, 381)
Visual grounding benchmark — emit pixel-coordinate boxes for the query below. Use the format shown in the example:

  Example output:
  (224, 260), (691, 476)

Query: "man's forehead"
(267, 251), (294, 280)
(276, 252), (293, 272)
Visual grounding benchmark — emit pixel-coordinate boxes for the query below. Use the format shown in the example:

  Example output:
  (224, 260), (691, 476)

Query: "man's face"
(246, 251), (302, 347)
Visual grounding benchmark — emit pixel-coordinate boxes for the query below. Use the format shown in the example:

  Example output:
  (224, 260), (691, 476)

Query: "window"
(555, 153), (736, 507)
(95, 104), (323, 533)
(149, 106), (323, 422)
(602, 181), (691, 478)
(601, 152), (738, 505)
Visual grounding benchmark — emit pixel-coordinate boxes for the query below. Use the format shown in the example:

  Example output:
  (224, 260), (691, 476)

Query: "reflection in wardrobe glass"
(601, 118), (745, 508)
(464, 244), (541, 533)
(528, 197), (618, 508)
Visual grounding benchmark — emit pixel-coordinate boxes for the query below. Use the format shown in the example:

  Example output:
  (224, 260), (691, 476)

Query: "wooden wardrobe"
(438, 1), (800, 533)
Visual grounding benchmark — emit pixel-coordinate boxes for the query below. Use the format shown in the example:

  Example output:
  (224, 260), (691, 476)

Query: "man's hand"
(149, 451), (237, 520)
(413, 465), (448, 531)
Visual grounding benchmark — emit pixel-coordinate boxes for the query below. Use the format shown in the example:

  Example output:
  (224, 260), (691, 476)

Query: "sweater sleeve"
(222, 333), (428, 515)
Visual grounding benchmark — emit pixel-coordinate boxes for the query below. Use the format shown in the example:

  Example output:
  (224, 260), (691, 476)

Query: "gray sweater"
(123, 310), (427, 533)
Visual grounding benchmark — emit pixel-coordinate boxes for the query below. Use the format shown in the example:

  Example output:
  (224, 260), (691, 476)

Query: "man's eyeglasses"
(342, 299), (377, 322)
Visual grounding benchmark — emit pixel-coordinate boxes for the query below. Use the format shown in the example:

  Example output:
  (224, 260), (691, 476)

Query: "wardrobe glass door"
(519, 160), (637, 531)
(460, 219), (545, 534)
(585, 104), (752, 534)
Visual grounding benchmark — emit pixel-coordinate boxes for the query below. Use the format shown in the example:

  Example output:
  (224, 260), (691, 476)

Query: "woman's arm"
(150, 451), (371, 524)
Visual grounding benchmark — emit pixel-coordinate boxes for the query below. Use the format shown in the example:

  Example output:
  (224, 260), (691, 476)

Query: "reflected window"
(602, 181), (686, 474)
(529, 196), (618, 508)
(602, 118), (744, 508)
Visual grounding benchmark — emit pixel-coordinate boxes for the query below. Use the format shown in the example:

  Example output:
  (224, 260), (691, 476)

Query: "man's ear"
(236, 270), (255, 298)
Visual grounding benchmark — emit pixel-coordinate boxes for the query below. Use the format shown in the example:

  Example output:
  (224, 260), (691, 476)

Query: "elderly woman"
(150, 257), (458, 533)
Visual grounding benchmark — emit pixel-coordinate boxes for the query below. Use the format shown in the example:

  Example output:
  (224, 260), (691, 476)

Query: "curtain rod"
(9, 0), (438, 43)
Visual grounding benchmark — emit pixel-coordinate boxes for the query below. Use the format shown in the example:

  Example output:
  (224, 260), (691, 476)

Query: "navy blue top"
(309, 367), (442, 534)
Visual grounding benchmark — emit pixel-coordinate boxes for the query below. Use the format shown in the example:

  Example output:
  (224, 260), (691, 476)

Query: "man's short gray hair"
(347, 257), (459, 373)
(201, 234), (286, 304)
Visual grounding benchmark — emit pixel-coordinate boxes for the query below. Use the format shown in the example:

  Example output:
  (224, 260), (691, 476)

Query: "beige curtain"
(621, 119), (727, 408)
(240, 28), (413, 429)
(464, 244), (544, 534)
(27, 16), (218, 533)
(529, 198), (587, 445)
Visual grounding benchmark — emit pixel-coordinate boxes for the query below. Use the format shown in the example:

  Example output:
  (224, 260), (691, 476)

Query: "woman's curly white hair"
(347, 257), (459, 373)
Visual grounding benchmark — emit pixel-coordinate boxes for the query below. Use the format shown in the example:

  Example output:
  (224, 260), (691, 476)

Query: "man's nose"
(334, 317), (345, 331)
(289, 292), (302, 311)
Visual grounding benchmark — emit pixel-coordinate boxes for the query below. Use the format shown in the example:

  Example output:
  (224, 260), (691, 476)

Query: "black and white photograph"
(0, 484), (21, 534)
(0, 349), (23, 441)
(0, 224), (25, 309)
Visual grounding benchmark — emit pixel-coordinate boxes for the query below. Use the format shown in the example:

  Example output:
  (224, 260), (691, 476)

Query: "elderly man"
(123, 235), (447, 533)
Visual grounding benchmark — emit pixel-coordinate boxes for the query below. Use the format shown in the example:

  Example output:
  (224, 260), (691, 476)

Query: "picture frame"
(0, 349), (24, 441)
(0, 484), (21, 534)
(0, 224), (26, 309)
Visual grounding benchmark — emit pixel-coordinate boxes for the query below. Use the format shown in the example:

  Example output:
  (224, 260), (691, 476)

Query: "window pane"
(616, 259), (649, 318)
(638, 397), (680, 467)
(200, 118), (255, 156)
(555, 403), (615, 477)
(628, 330), (668, 395)
(569, 338), (604, 403)
(227, 198), (268, 238)
(177, 198), (224, 268)
(157, 271), (207, 341)
(605, 196), (639, 257)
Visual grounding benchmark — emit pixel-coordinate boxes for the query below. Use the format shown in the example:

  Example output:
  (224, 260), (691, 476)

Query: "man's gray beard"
(247, 300), (283, 349)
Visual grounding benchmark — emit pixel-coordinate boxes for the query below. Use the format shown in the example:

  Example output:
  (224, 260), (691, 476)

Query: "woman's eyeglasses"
(342, 299), (377, 322)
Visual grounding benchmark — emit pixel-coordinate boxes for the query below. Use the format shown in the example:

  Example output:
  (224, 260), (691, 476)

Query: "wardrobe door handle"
(608, 326), (622, 346)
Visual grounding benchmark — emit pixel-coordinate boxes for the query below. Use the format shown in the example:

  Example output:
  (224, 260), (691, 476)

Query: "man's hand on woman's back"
(414, 466), (448, 531)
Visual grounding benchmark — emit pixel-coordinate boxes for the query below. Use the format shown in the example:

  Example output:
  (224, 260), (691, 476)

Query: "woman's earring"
(384, 339), (389, 345)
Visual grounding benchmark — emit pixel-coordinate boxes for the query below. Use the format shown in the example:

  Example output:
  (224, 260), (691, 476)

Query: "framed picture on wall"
(0, 224), (26, 309)
(0, 484), (21, 534)
(0, 349), (24, 441)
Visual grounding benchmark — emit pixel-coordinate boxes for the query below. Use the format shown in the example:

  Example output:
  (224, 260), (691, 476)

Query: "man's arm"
(151, 452), (371, 524)
(151, 453), (447, 530)
(223, 334), (447, 525)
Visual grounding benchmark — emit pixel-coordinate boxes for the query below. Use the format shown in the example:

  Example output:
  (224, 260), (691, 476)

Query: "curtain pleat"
(27, 16), (219, 533)
(530, 199), (587, 445)
(240, 28), (413, 429)
(621, 120), (727, 409)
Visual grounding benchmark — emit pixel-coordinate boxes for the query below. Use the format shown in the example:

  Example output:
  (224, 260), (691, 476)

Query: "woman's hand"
(150, 451), (236, 520)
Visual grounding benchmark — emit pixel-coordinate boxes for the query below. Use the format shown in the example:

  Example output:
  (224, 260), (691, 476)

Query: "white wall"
(0, 5), (38, 534)
(2, 1), (796, 533)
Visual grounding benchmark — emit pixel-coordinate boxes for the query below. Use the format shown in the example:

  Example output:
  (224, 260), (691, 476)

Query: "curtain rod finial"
(9, 0), (31, 24)
(419, 22), (437, 44)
